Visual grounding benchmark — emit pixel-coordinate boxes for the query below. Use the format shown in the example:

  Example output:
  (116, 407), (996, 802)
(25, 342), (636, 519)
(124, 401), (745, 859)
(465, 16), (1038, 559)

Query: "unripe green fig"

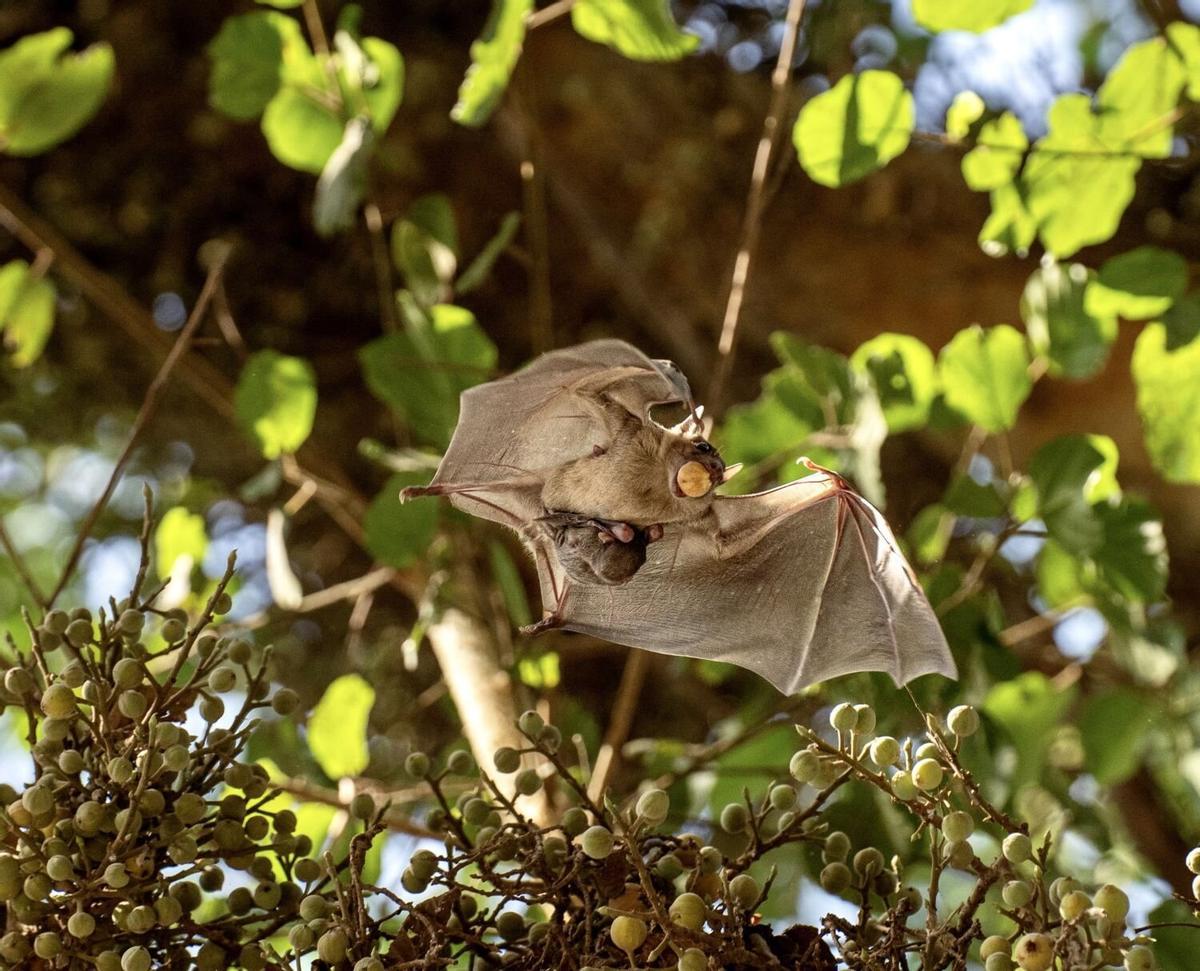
(891, 771), (917, 801)
(579, 825), (614, 860)
(720, 803), (749, 833)
(122, 946), (152, 971)
(404, 752), (430, 777)
(729, 873), (759, 909)
(981, 935), (1010, 959)
(350, 792), (375, 820)
(669, 892), (706, 930)
(65, 619), (93, 646)
(678, 947), (708, 971)
(853, 847), (884, 878)
(1002, 832), (1033, 864)
(1094, 884), (1130, 925)
(636, 787), (669, 824)
(829, 703), (857, 733)
(769, 783), (796, 811)
(34, 931), (62, 958)
(912, 758), (944, 791)
(561, 806), (588, 836)
(1049, 876), (1081, 906)
(986, 954), (1015, 971)
(493, 746), (520, 774)
(317, 929), (348, 964)
(942, 810), (974, 842)
(40, 683), (77, 719)
(789, 749), (819, 783)
(1187, 847), (1200, 875)
(410, 849), (437, 881)
(1124, 945), (1155, 971)
(946, 839), (974, 870)
(656, 852), (684, 879)
(869, 736), (900, 767)
(1060, 890), (1091, 921)
(401, 867), (428, 894)
(1014, 933), (1053, 971)
(820, 861), (852, 894)
(68, 911), (96, 938)
(1003, 879), (1033, 908)
(947, 705), (980, 736)
(514, 768), (541, 796)
(517, 710), (544, 737)
(610, 915), (648, 955)
(824, 831), (851, 862)
(447, 749), (473, 775)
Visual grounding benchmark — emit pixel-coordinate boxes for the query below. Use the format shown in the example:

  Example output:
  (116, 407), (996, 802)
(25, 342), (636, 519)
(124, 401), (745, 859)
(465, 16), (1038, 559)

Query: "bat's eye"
(694, 440), (714, 455)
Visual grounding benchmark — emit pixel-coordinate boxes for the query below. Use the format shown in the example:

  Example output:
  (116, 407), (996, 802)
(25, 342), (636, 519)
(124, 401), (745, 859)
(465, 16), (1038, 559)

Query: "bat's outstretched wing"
(552, 469), (956, 694)
(423, 340), (692, 528)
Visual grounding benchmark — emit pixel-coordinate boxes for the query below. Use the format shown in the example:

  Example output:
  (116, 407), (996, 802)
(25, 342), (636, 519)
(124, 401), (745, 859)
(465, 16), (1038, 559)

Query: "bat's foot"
(399, 484), (439, 502)
(519, 614), (564, 637)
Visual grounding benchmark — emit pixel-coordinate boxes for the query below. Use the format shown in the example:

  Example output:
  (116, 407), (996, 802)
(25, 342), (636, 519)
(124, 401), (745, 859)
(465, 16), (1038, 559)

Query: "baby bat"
(401, 339), (956, 694)
(530, 513), (664, 586)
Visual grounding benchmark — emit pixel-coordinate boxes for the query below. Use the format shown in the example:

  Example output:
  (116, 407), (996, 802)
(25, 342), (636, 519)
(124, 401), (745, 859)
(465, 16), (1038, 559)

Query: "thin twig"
(44, 244), (233, 608)
(709, 0), (807, 408)
(527, 0), (575, 30)
(238, 567), (396, 630)
(0, 519), (47, 608)
(365, 200), (399, 333)
(516, 68), (554, 354)
(275, 775), (436, 838)
(587, 648), (649, 802)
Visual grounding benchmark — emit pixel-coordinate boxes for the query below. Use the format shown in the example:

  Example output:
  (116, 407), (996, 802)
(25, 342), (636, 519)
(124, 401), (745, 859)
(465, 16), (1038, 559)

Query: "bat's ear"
(669, 405), (712, 439)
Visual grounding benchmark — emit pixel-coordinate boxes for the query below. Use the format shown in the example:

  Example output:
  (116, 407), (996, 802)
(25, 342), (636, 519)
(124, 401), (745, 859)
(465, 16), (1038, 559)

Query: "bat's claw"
(519, 614), (564, 637)
(399, 484), (436, 503)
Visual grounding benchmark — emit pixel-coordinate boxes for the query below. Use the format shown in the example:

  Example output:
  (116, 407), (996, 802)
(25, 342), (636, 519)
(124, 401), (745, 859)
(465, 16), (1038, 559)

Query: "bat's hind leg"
(519, 582), (569, 636)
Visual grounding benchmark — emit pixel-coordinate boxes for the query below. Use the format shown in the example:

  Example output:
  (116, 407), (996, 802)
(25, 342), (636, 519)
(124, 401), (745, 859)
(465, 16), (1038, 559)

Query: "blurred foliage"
(3, 0), (1200, 967)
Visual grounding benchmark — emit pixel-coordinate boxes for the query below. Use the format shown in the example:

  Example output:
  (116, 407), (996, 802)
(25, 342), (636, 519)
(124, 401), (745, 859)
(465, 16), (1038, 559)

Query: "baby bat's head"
(538, 514), (659, 586)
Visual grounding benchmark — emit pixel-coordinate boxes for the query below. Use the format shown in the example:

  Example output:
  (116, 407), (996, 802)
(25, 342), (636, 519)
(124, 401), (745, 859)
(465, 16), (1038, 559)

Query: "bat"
(401, 340), (956, 693)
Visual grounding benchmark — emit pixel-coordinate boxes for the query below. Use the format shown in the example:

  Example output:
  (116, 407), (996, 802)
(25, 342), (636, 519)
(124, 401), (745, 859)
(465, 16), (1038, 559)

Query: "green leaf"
(1132, 322), (1200, 483)
(363, 473), (440, 569)
(1094, 36), (1184, 159)
(457, 211), (521, 294)
(1020, 261), (1116, 380)
(937, 324), (1032, 433)
(391, 194), (458, 305)
(256, 0), (305, 7)
(911, 0), (1033, 33)
(1037, 538), (1088, 610)
(849, 332), (937, 432)
(1093, 499), (1167, 603)
(571, 0), (699, 62)
(978, 182), (1036, 258)
(906, 504), (951, 566)
(943, 476), (1006, 519)
(360, 304), (497, 447)
(0, 260), (55, 367)
(207, 12), (302, 121)
(945, 91), (984, 141)
(1166, 21), (1200, 101)
(154, 508), (208, 581)
(1079, 688), (1154, 785)
(1084, 245), (1188, 321)
(961, 112), (1027, 191)
(983, 671), (1077, 789)
(359, 37), (404, 133)
(794, 71), (914, 188)
(0, 29), (114, 156)
(452, 0), (532, 127)
(307, 674), (374, 779)
(1163, 291), (1200, 351)
(261, 82), (344, 174)
(716, 394), (810, 469)
(312, 115), (374, 237)
(1028, 435), (1107, 555)
(234, 350), (318, 459)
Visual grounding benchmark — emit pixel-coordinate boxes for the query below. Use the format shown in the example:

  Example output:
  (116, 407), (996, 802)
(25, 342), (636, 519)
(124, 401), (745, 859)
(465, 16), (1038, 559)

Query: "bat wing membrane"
(558, 471), (955, 694)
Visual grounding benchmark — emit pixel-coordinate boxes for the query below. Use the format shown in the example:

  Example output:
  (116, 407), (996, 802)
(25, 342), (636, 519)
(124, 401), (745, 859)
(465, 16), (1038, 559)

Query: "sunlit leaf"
(937, 324), (1031, 432)
(961, 112), (1026, 191)
(717, 393), (810, 469)
(1021, 260), (1116, 379)
(983, 671), (1077, 789)
(943, 476), (1006, 519)
(1085, 246), (1187, 321)
(944, 91), (984, 141)
(452, 0), (532, 127)
(1166, 21), (1200, 100)
(359, 304), (497, 447)
(1079, 688), (1154, 785)
(794, 71), (913, 188)
(978, 182), (1035, 257)
(308, 673), (374, 779)
(0, 260), (55, 367)
(363, 472), (439, 569)
(0, 29), (115, 156)
(391, 194), (458, 305)
(911, 0), (1032, 34)
(234, 350), (318, 459)
(1094, 36), (1184, 159)
(360, 37), (404, 133)
(849, 332), (937, 432)
(261, 81), (344, 174)
(1131, 322), (1200, 483)
(1037, 538), (1087, 610)
(255, 0), (305, 7)
(154, 507), (208, 581)
(265, 508), (303, 609)
(571, 0), (699, 62)
(906, 504), (951, 566)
